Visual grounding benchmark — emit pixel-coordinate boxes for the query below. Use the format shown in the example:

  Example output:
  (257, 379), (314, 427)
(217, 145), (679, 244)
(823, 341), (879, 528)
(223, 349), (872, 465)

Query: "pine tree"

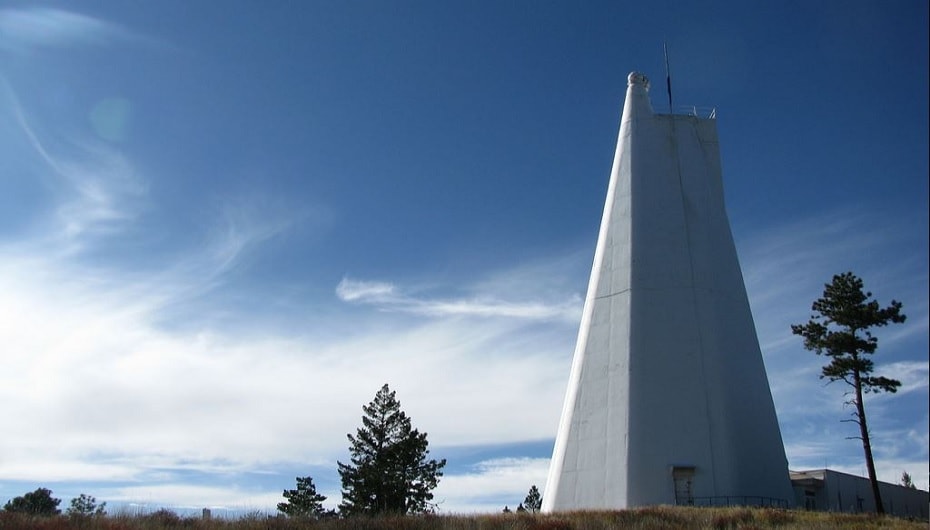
(277, 476), (327, 518)
(338, 384), (446, 515)
(3, 488), (61, 516)
(523, 485), (542, 513)
(792, 272), (906, 514)
(67, 494), (106, 517)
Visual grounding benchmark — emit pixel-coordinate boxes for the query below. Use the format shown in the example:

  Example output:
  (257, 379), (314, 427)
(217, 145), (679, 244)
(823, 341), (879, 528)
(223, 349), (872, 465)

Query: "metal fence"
(678, 496), (790, 509)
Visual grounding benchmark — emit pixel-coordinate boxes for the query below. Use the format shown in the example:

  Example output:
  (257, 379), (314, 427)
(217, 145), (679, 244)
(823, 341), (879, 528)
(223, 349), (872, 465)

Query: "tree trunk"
(854, 370), (884, 514)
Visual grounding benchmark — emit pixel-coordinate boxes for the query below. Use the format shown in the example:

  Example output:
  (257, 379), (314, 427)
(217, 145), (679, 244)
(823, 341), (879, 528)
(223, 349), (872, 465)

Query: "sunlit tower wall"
(543, 72), (794, 511)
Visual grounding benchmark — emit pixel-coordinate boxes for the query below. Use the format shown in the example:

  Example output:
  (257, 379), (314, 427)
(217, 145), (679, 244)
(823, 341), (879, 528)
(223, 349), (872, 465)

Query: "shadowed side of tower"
(543, 72), (793, 511)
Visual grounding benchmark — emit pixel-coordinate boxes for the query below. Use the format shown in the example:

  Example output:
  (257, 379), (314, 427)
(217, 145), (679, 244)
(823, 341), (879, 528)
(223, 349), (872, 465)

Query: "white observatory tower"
(543, 72), (793, 511)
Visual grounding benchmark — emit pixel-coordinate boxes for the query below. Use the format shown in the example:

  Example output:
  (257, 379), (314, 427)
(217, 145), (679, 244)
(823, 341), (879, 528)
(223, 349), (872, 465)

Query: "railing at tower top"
(678, 496), (790, 509)
(661, 105), (717, 119)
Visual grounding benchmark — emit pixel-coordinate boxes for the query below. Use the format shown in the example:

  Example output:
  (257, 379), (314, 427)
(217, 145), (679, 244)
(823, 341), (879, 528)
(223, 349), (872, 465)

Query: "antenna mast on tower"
(664, 42), (673, 113)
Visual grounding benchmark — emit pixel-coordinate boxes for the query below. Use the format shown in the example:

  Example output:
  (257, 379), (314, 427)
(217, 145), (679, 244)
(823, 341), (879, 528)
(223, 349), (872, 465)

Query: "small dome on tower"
(628, 71), (649, 89)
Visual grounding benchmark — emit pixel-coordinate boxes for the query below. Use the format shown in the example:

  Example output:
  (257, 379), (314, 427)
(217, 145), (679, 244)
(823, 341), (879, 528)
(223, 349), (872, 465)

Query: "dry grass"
(0, 506), (925, 530)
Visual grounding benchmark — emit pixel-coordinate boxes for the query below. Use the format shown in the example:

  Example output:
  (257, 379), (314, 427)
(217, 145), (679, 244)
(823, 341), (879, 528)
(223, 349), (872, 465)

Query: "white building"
(791, 469), (929, 519)
(543, 72), (794, 511)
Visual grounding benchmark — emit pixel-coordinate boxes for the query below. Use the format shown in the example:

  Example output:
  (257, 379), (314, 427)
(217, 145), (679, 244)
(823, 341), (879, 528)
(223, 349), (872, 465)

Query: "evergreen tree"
(277, 476), (327, 518)
(338, 384), (446, 515)
(3, 488), (61, 516)
(516, 503), (526, 513)
(67, 494), (107, 517)
(523, 485), (542, 513)
(900, 471), (916, 489)
(792, 272), (906, 514)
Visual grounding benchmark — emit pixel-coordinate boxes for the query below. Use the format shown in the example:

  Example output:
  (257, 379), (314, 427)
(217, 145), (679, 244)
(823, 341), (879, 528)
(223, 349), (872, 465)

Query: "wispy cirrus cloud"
(0, 210), (577, 500)
(736, 206), (929, 490)
(336, 275), (582, 322)
(1, 77), (147, 254)
(873, 361), (930, 397)
(0, 7), (158, 53)
(0, 70), (338, 498)
(0, 8), (113, 49)
(740, 207), (927, 355)
(2, 157), (925, 508)
(788, 421), (930, 491)
(54, 146), (146, 245)
(335, 278), (396, 302)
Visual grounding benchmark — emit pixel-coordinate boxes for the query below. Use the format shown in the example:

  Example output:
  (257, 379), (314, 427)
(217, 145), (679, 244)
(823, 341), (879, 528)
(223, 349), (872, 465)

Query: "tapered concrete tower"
(543, 72), (793, 511)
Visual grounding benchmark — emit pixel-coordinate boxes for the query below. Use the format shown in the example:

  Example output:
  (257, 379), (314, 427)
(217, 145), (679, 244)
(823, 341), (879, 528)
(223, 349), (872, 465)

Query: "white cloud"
(0, 127), (924, 514)
(201, 193), (313, 279)
(406, 297), (580, 320)
(105, 484), (282, 513)
(0, 7), (161, 54)
(0, 8), (114, 50)
(336, 274), (582, 322)
(873, 361), (929, 396)
(434, 458), (550, 513)
(0, 48), (579, 497)
(88, 457), (552, 514)
(54, 147), (146, 244)
(1, 79), (147, 254)
(740, 209), (923, 357)
(0, 240), (577, 488)
(335, 277), (396, 302)
(739, 208), (929, 493)
(0, 457), (140, 484)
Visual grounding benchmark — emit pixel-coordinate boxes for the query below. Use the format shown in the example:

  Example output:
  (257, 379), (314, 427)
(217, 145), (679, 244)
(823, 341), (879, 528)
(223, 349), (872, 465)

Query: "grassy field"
(1, 506), (926, 530)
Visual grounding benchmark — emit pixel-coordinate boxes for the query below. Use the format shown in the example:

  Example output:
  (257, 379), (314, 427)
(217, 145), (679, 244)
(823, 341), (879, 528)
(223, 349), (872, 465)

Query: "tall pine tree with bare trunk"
(792, 272), (905, 514)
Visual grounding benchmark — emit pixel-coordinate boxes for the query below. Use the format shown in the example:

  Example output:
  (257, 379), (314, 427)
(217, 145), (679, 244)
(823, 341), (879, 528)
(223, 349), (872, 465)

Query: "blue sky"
(1, 0), (927, 515)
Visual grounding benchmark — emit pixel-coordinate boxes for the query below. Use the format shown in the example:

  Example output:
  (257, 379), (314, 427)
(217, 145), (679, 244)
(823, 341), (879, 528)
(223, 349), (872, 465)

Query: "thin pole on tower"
(664, 42), (673, 114)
